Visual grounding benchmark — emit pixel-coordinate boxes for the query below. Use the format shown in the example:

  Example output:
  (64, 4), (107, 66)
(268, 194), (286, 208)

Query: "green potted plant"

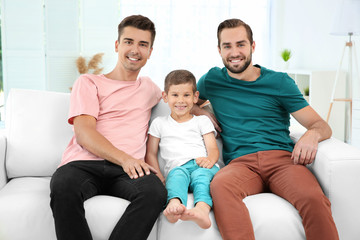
(281, 49), (292, 69)
(303, 86), (309, 102)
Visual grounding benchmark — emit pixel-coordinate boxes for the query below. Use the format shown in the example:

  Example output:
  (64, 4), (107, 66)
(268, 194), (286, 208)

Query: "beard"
(222, 52), (252, 74)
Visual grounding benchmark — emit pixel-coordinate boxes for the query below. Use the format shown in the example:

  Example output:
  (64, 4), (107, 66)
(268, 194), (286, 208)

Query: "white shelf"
(286, 70), (347, 141)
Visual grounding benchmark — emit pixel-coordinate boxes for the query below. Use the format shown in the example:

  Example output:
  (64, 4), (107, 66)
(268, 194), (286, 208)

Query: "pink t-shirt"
(60, 74), (162, 167)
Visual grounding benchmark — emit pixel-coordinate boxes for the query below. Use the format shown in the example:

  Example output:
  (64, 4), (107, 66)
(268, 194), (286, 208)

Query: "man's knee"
(303, 190), (331, 209)
(50, 168), (75, 197)
(210, 170), (231, 197)
(50, 165), (95, 204)
(210, 169), (252, 201)
(139, 174), (167, 207)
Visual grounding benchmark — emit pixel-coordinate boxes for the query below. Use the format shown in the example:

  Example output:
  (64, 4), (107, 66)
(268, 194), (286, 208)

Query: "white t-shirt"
(148, 115), (216, 176)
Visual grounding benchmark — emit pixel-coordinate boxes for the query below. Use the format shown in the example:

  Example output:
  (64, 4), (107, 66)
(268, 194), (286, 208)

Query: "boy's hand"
(195, 157), (215, 169)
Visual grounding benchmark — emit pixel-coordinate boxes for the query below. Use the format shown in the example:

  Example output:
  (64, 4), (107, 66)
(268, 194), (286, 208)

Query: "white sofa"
(0, 88), (360, 240)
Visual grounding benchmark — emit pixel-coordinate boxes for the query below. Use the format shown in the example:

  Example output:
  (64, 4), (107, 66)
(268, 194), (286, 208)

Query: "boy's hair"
(217, 18), (253, 47)
(164, 70), (197, 93)
(117, 15), (156, 47)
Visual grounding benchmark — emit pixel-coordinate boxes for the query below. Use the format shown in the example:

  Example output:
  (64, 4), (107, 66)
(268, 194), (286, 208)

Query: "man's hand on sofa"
(291, 130), (319, 165)
(291, 106), (332, 165)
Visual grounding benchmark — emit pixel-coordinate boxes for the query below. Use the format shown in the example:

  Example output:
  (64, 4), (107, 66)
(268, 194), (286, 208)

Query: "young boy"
(146, 69), (220, 229)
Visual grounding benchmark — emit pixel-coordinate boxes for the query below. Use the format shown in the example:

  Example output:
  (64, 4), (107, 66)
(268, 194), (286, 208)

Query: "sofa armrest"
(0, 134), (7, 190)
(290, 130), (360, 239)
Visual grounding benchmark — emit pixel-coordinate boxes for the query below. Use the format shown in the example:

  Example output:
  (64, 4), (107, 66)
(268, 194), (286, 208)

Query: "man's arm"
(145, 135), (165, 184)
(192, 99), (221, 133)
(291, 105), (332, 165)
(73, 115), (156, 179)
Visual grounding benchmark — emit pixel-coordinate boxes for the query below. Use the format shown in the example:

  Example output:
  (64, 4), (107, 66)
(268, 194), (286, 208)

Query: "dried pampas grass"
(76, 56), (88, 74)
(76, 53), (104, 75)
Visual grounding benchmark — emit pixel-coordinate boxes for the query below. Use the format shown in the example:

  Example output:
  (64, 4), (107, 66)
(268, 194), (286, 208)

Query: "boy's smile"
(163, 83), (199, 122)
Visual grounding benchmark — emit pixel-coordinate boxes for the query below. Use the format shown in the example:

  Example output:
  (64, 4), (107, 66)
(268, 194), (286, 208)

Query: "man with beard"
(194, 18), (339, 240)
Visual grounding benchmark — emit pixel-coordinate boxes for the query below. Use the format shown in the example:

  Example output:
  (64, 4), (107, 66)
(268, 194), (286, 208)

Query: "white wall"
(1, 0), (359, 137)
(270, 0), (360, 98)
(269, 0), (360, 146)
(0, 0), (270, 98)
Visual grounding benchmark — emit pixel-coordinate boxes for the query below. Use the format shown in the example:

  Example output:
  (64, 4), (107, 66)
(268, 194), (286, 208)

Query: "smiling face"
(218, 26), (255, 77)
(116, 26), (153, 73)
(163, 83), (199, 122)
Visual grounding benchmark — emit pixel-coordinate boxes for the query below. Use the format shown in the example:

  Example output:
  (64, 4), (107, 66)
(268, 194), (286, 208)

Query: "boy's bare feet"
(163, 198), (187, 223)
(180, 202), (211, 229)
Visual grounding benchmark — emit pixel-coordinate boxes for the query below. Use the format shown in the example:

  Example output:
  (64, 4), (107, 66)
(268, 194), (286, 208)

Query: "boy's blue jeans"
(166, 159), (219, 207)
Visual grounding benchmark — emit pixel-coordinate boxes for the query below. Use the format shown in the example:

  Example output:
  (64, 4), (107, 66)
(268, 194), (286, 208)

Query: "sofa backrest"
(5, 89), (73, 178)
(4, 89), (224, 179)
(4, 90), (175, 179)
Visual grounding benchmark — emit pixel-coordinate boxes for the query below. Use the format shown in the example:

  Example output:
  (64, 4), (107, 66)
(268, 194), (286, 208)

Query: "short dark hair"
(217, 18), (253, 47)
(117, 15), (156, 47)
(164, 70), (197, 93)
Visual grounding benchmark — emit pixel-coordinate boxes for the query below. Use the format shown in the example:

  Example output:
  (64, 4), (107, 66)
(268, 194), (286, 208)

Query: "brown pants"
(210, 150), (339, 240)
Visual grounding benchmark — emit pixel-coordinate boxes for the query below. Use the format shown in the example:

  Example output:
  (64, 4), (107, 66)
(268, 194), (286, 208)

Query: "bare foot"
(163, 198), (187, 223)
(180, 202), (211, 229)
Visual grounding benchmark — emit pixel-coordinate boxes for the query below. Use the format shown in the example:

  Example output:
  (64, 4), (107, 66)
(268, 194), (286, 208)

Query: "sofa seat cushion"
(157, 193), (305, 240)
(0, 177), (56, 240)
(244, 193), (305, 239)
(84, 195), (157, 240)
(0, 177), (157, 240)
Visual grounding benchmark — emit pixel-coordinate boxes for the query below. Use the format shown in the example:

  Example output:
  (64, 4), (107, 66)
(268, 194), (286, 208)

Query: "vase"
(283, 61), (290, 70)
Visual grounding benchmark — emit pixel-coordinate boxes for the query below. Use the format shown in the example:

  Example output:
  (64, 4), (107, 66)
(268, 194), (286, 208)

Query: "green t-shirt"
(197, 65), (308, 165)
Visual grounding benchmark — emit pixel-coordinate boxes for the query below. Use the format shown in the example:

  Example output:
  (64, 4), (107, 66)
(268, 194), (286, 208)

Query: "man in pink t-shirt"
(50, 15), (167, 240)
